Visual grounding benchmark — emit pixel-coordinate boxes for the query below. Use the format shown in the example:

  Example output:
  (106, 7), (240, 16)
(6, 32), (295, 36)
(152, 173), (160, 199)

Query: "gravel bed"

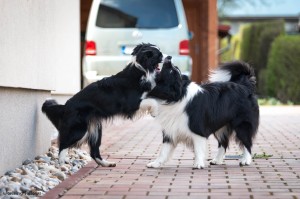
(0, 146), (91, 198)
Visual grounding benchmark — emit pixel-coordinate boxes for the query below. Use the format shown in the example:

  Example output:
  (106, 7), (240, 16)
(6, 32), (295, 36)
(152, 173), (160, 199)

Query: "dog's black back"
(67, 66), (146, 119)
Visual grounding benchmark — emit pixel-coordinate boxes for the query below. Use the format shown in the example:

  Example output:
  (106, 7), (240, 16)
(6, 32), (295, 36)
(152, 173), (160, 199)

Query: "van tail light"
(179, 40), (189, 55)
(85, 41), (96, 55)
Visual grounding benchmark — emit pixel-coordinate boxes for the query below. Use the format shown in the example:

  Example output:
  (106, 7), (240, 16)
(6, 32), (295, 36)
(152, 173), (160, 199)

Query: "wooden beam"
(183, 0), (218, 83)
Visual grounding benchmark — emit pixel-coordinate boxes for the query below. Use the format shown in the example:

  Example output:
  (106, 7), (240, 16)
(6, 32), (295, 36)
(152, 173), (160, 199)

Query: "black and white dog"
(42, 43), (162, 167)
(147, 57), (259, 169)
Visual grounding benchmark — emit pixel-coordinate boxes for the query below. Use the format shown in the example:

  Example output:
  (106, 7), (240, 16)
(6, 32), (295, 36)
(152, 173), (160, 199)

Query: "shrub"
(240, 24), (253, 64)
(266, 35), (300, 104)
(239, 20), (285, 94)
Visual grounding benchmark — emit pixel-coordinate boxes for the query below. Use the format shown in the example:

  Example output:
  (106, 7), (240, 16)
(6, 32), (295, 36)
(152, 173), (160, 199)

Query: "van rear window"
(96, 0), (179, 28)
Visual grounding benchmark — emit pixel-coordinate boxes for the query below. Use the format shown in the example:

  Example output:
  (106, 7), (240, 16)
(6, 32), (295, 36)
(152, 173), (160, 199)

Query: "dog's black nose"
(164, 56), (172, 63)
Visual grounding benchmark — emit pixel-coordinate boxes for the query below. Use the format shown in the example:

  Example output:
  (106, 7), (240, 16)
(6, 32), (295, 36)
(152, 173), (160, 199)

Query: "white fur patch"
(87, 119), (100, 145)
(155, 82), (203, 146)
(147, 143), (175, 168)
(147, 82), (207, 168)
(71, 119), (100, 148)
(139, 99), (159, 117)
(95, 158), (116, 167)
(192, 134), (207, 169)
(132, 55), (157, 97)
(240, 146), (252, 165)
(75, 132), (88, 148)
(209, 69), (231, 82)
(211, 146), (226, 165)
(213, 126), (227, 141)
(145, 71), (156, 90)
(140, 70), (156, 100)
(59, 149), (68, 164)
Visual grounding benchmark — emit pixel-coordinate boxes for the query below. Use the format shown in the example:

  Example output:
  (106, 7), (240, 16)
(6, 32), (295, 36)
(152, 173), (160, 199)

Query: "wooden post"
(183, 0), (218, 83)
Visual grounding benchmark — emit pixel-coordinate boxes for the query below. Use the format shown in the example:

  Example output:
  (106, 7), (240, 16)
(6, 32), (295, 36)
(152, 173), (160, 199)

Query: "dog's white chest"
(155, 82), (203, 145)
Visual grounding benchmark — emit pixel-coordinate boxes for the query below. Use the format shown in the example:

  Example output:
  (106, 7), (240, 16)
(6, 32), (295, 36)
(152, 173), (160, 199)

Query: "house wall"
(0, 0), (80, 174)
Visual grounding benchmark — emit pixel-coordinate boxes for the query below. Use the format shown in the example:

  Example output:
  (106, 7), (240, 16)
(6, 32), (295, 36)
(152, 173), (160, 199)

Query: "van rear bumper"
(82, 55), (192, 87)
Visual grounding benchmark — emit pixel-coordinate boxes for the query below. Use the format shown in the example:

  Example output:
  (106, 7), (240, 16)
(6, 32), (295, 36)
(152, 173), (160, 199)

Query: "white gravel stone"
(0, 147), (91, 198)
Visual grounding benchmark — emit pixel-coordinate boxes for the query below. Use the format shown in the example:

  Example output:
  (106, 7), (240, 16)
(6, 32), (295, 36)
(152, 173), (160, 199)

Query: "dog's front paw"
(210, 158), (223, 165)
(239, 158), (252, 166)
(59, 149), (68, 164)
(59, 157), (65, 164)
(96, 158), (117, 167)
(239, 151), (252, 166)
(147, 161), (161, 168)
(193, 161), (205, 169)
(59, 157), (70, 164)
(149, 107), (159, 117)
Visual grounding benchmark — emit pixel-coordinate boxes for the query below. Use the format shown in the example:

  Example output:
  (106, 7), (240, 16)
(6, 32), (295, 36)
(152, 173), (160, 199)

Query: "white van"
(82, 0), (192, 87)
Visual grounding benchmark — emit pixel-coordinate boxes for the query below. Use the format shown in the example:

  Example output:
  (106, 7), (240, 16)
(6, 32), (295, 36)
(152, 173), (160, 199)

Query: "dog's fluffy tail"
(209, 61), (256, 92)
(42, 99), (65, 131)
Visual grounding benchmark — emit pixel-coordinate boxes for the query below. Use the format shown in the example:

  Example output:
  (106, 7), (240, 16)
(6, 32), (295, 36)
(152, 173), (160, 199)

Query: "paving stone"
(41, 106), (300, 198)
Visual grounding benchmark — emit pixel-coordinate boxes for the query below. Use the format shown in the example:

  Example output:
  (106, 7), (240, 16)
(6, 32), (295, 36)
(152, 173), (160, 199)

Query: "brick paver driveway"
(43, 106), (300, 199)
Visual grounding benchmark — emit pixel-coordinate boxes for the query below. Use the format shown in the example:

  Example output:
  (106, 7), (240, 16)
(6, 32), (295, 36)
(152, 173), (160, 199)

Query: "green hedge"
(266, 35), (300, 104)
(240, 24), (254, 65)
(240, 20), (285, 93)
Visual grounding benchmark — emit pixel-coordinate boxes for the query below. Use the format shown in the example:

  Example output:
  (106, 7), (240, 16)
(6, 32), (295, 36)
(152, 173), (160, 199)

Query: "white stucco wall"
(0, 0), (80, 93)
(0, 88), (52, 174)
(51, 0), (81, 95)
(0, 0), (80, 174)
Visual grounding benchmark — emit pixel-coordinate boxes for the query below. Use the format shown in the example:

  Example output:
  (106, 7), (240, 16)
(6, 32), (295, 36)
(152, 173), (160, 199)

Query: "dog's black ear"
(143, 50), (153, 58)
(131, 43), (144, 56)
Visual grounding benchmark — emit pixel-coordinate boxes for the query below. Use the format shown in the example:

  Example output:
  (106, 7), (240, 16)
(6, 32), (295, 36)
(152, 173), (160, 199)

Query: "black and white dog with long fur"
(147, 57), (259, 169)
(42, 43), (162, 167)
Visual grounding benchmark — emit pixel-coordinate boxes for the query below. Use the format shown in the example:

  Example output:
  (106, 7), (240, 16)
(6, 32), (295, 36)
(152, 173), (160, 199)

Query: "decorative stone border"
(0, 146), (91, 197)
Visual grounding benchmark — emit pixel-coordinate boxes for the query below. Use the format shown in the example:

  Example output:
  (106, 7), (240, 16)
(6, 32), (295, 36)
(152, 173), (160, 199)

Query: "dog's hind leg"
(58, 125), (87, 164)
(234, 122), (255, 166)
(210, 145), (225, 165)
(88, 120), (116, 167)
(210, 126), (231, 165)
(59, 148), (68, 164)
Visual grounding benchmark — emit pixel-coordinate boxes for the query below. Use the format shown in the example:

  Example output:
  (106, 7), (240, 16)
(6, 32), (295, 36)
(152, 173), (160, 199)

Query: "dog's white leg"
(139, 98), (159, 117)
(95, 158), (116, 167)
(192, 135), (207, 169)
(147, 143), (175, 168)
(210, 146), (225, 165)
(59, 149), (68, 164)
(240, 146), (252, 166)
